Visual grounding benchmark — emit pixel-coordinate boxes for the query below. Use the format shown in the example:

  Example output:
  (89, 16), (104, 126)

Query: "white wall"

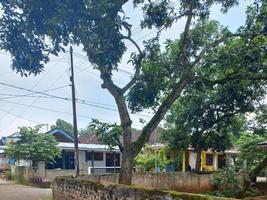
(189, 151), (197, 169)
(0, 154), (8, 167)
(213, 154), (218, 170)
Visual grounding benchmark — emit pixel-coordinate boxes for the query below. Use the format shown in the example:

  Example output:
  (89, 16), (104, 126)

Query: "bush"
(211, 167), (261, 198)
(211, 167), (244, 197)
(4, 171), (12, 180)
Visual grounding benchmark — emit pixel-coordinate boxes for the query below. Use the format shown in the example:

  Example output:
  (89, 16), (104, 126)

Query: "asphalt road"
(0, 179), (52, 200)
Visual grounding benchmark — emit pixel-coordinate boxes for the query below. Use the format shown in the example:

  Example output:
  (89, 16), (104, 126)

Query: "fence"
(84, 172), (215, 193)
(88, 166), (121, 174)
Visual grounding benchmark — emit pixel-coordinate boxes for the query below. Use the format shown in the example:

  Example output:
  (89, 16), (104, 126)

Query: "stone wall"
(85, 172), (214, 193)
(52, 176), (233, 200)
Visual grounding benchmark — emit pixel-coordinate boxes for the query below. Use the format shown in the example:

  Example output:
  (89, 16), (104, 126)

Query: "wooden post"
(70, 46), (80, 176)
(182, 151), (186, 172)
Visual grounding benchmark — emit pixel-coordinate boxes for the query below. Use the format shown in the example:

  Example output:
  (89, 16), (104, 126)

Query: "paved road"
(0, 179), (52, 200)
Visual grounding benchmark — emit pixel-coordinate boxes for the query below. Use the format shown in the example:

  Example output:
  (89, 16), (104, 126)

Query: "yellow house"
(181, 147), (238, 172)
(150, 144), (238, 172)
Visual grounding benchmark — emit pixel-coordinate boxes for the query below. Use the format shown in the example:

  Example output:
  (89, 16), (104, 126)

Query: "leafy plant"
(5, 126), (61, 166)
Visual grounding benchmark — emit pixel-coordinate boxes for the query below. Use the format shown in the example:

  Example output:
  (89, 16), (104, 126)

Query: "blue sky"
(0, 0), (252, 136)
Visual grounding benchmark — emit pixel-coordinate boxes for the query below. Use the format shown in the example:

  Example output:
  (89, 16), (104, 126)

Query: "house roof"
(47, 128), (74, 143)
(7, 132), (21, 138)
(79, 129), (162, 145)
(257, 140), (267, 151)
(58, 142), (119, 152)
(0, 145), (6, 154)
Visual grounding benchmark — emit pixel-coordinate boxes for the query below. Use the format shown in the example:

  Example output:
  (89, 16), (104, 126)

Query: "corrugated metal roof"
(0, 145), (5, 150)
(58, 142), (119, 152)
(258, 140), (267, 145)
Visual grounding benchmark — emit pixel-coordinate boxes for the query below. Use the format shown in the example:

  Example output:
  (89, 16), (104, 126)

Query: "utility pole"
(70, 46), (80, 176)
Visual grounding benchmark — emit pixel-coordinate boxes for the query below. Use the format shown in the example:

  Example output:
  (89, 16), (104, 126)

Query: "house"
(35, 128), (121, 180)
(0, 128), (121, 181)
(181, 147), (238, 172)
(257, 140), (267, 151)
(149, 143), (238, 173)
(0, 145), (8, 170)
(80, 129), (238, 173)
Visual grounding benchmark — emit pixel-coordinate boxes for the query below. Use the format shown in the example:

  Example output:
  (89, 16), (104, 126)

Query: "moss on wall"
(53, 176), (238, 200)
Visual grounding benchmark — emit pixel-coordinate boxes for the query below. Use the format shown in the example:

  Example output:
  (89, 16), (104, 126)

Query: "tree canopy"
(5, 126), (61, 166)
(0, 0), (266, 184)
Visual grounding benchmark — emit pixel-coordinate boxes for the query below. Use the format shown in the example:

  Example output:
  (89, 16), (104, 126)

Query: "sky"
(0, 0), (252, 137)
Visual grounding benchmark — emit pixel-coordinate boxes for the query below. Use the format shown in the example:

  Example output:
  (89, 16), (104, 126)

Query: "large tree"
(5, 126), (61, 166)
(0, 0), (266, 184)
(162, 80), (254, 171)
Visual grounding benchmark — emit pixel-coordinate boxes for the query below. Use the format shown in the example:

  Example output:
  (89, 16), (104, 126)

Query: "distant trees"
(5, 127), (61, 166)
(51, 119), (74, 136)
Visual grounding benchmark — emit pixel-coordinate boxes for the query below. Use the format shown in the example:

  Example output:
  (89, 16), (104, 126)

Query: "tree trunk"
(242, 155), (267, 197)
(195, 149), (202, 173)
(119, 150), (134, 185)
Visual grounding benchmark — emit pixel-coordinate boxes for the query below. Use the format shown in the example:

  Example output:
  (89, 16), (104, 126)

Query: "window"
(64, 151), (75, 169)
(206, 154), (213, 166)
(86, 151), (103, 161)
(166, 152), (171, 160)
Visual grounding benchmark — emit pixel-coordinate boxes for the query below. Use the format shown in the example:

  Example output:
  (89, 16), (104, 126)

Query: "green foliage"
(89, 119), (122, 150)
(0, 0), (128, 76)
(163, 80), (250, 152)
(236, 132), (267, 170)
(135, 145), (181, 172)
(249, 104), (267, 136)
(79, 124), (95, 136)
(5, 126), (61, 165)
(51, 119), (74, 136)
(211, 166), (261, 198)
(212, 167), (243, 198)
(135, 145), (170, 172)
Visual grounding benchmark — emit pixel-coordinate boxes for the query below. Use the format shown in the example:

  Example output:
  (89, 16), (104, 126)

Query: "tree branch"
(192, 31), (267, 67)
(132, 75), (189, 156)
(180, 2), (194, 67)
(196, 73), (267, 85)
(132, 1), (195, 156)
(99, 68), (122, 98)
(121, 27), (145, 93)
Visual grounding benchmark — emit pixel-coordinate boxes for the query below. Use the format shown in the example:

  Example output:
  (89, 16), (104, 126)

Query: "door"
(218, 154), (226, 169)
(105, 153), (120, 173)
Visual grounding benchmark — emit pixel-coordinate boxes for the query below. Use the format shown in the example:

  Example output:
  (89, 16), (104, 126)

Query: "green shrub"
(211, 167), (261, 198)
(4, 171), (12, 180)
(211, 167), (243, 197)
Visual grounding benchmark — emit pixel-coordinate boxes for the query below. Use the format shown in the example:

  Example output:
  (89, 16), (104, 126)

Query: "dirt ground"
(0, 179), (52, 200)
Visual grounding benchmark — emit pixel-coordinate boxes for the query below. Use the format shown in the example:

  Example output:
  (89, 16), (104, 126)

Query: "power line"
(0, 99), (122, 125)
(0, 85), (69, 100)
(69, 51), (135, 76)
(0, 99), (144, 129)
(0, 56), (68, 132)
(0, 81), (152, 118)
(0, 107), (41, 125)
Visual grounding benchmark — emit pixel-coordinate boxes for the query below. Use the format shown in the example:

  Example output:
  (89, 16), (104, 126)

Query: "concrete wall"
(44, 169), (76, 181)
(85, 172), (214, 193)
(14, 166), (33, 185)
(52, 176), (228, 200)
